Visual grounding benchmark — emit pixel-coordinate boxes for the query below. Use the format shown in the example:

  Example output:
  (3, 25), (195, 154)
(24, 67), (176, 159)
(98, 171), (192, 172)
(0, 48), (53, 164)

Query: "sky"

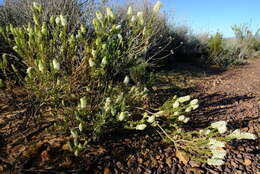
(160, 0), (259, 37)
(0, 0), (259, 37)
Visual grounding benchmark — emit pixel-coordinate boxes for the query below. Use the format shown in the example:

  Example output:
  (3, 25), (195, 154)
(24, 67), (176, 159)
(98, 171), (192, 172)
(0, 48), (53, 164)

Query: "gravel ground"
(0, 59), (260, 174)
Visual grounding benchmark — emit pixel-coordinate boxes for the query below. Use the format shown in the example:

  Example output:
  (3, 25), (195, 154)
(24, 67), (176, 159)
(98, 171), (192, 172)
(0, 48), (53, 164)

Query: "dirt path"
(194, 58), (260, 133)
(200, 58), (260, 96)
(189, 58), (260, 174)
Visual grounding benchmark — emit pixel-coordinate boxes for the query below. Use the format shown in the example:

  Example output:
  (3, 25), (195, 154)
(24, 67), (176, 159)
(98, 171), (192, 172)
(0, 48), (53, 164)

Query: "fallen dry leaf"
(243, 159), (252, 166)
(188, 167), (204, 174)
(176, 150), (189, 165)
(104, 167), (111, 174)
(41, 149), (50, 162)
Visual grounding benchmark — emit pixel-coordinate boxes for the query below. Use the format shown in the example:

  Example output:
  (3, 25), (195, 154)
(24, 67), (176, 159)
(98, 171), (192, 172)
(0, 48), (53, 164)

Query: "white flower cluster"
(127, 6), (133, 16)
(52, 59), (60, 71)
(207, 138), (226, 166)
(38, 61), (44, 72)
(55, 15), (67, 26)
(106, 8), (114, 19)
(104, 97), (111, 112)
(134, 111), (158, 130)
(136, 124), (147, 130)
(228, 129), (256, 140)
(206, 121), (256, 166)
(80, 97), (87, 109)
(26, 67), (34, 78)
(211, 121), (227, 134)
(117, 111), (129, 121)
(177, 115), (189, 123)
(153, 1), (163, 13)
(32, 2), (42, 12)
(170, 95), (199, 123)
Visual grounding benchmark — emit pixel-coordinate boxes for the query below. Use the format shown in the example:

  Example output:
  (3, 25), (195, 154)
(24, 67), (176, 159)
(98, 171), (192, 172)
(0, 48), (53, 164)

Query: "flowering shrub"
(0, 1), (256, 166)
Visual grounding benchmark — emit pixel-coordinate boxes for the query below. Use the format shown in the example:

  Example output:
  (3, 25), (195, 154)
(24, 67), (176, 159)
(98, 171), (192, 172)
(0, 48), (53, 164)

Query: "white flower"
(52, 59), (60, 70)
(104, 97), (111, 111)
(80, 97), (87, 109)
(240, 132), (256, 139)
(115, 25), (121, 30)
(199, 129), (210, 135)
(143, 112), (149, 118)
(228, 129), (256, 140)
(91, 49), (97, 57)
(127, 6), (133, 16)
(172, 101), (180, 108)
(183, 117), (190, 123)
(174, 111), (179, 116)
(96, 11), (103, 21)
(79, 123), (83, 132)
(178, 95), (191, 103)
(147, 116), (155, 123)
(57, 79), (61, 86)
(123, 76), (130, 85)
(190, 99), (198, 105)
(106, 8), (114, 19)
(137, 11), (143, 18)
(208, 138), (226, 149)
(178, 115), (185, 121)
(60, 15), (67, 26)
(70, 129), (78, 138)
(101, 57), (108, 66)
(13, 46), (18, 51)
(118, 112), (128, 121)
(41, 23), (47, 34)
(88, 58), (95, 67)
(38, 61), (44, 72)
(136, 124), (147, 130)
(131, 16), (136, 23)
(211, 149), (227, 159)
(55, 16), (60, 25)
(207, 158), (224, 166)
(118, 34), (123, 43)
(26, 67), (33, 74)
(154, 111), (165, 117)
(143, 87), (149, 93)
(33, 2), (40, 8)
(80, 24), (86, 33)
(142, 27), (147, 35)
(211, 121), (227, 134)
(192, 104), (199, 110)
(50, 15), (55, 24)
(33, 2), (42, 11)
(153, 1), (163, 13)
(137, 11), (144, 25)
(185, 107), (192, 113)
(110, 108), (116, 116)
(100, 44), (106, 51)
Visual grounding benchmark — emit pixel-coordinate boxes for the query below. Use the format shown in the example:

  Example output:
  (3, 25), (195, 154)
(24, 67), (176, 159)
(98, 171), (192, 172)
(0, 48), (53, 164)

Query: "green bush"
(208, 32), (223, 58)
(232, 24), (260, 59)
(0, 1), (163, 142)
